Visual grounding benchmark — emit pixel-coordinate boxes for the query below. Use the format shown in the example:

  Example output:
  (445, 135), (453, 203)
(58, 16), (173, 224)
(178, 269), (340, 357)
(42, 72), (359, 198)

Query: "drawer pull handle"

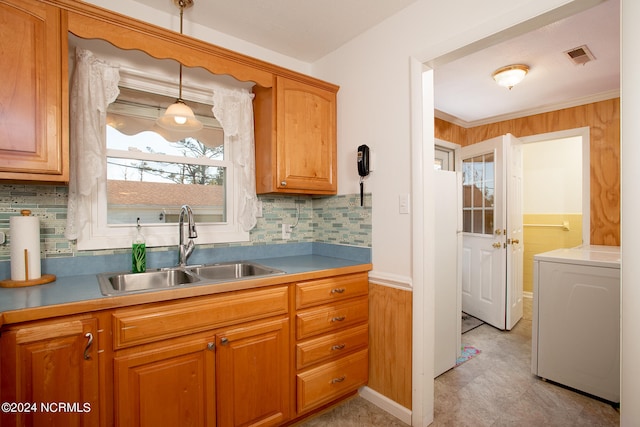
(331, 316), (346, 322)
(331, 376), (346, 384)
(83, 332), (93, 360)
(331, 288), (346, 294)
(331, 344), (346, 351)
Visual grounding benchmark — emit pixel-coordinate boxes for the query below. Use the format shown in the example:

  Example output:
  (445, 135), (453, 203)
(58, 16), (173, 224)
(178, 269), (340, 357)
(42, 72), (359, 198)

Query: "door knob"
(508, 238), (520, 245)
(492, 242), (502, 248)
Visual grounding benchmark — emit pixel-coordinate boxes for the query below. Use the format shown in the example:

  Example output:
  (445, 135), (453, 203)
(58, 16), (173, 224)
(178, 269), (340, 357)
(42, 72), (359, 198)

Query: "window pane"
(484, 209), (494, 234)
(106, 158), (225, 225)
(105, 103), (227, 226)
(473, 210), (483, 234)
(462, 159), (473, 185)
(463, 210), (471, 233)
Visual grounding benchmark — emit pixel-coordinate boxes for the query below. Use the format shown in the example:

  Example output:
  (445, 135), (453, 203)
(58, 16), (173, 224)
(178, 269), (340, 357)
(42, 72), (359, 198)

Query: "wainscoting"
(367, 281), (412, 410)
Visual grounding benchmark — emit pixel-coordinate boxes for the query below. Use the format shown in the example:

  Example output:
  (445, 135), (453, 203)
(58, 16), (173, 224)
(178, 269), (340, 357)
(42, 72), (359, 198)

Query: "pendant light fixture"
(156, 0), (203, 132)
(491, 64), (529, 90)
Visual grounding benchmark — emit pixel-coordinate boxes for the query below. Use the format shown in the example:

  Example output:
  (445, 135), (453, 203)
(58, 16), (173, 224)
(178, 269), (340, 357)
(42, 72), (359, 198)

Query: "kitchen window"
(66, 46), (256, 250)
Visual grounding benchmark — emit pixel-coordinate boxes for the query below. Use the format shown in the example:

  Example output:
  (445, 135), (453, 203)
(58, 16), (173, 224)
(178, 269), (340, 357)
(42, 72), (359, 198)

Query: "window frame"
(75, 71), (251, 251)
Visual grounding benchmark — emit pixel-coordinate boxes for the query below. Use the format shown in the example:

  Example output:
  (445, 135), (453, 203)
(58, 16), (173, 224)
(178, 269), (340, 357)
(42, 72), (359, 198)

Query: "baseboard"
(523, 291), (533, 299)
(359, 386), (412, 425)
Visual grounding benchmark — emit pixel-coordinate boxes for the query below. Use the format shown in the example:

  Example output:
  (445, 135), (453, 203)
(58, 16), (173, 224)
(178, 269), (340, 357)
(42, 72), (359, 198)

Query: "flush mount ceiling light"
(491, 64), (529, 90)
(156, 0), (203, 132)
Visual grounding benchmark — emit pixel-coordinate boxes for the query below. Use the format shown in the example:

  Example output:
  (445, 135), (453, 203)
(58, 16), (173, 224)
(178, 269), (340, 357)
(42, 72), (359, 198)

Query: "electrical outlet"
(281, 223), (292, 240)
(399, 194), (410, 214)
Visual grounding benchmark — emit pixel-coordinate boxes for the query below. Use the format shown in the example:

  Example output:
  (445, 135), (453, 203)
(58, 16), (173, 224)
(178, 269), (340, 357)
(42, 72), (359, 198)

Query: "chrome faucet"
(178, 205), (198, 267)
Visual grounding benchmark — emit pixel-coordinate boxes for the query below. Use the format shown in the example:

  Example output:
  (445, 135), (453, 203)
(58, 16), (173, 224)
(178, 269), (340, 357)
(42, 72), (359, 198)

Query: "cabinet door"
(113, 334), (216, 427)
(276, 77), (336, 193)
(0, 0), (67, 181)
(216, 317), (290, 427)
(0, 317), (99, 427)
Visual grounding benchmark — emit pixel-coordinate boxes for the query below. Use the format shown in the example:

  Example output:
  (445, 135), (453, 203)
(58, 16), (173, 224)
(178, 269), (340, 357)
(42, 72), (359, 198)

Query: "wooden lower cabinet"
(216, 317), (290, 427)
(113, 332), (216, 427)
(113, 317), (290, 427)
(0, 274), (370, 426)
(294, 273), (369, 416)
(0, 315), (100, 427)
(296, 349), (368, 412)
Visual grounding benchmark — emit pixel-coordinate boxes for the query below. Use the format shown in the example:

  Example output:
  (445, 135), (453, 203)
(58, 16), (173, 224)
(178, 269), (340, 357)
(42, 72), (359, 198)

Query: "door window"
(462, 153), (495, 234)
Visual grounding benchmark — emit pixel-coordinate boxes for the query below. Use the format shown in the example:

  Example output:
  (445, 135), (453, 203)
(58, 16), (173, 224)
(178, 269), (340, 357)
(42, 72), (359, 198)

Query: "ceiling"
(433, 0), (620, 126)
(111, 0), (620, 127)
(132, 0), (420, 62)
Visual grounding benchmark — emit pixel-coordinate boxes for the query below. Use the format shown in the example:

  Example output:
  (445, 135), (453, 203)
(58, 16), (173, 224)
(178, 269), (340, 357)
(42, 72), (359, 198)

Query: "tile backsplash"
(0, 184), (371, 261)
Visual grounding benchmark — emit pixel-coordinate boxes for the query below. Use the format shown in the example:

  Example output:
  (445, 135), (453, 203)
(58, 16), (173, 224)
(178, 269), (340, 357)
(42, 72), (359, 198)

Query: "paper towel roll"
(10, 210), (41, 281)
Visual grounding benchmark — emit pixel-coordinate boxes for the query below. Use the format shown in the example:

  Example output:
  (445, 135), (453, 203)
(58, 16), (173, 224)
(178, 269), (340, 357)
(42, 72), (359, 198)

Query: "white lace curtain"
(65, 48), (120, 241)
(212, 83), (258, 231)
(65, 48), (258, 240)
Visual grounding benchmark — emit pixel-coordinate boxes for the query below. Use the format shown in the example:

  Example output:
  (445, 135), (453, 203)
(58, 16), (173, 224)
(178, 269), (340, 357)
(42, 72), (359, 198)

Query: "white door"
(461, 134), (523, 330)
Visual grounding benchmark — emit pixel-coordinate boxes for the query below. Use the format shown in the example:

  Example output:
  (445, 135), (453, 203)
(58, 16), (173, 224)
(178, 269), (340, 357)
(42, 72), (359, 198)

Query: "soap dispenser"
(132, 217), (146, 273)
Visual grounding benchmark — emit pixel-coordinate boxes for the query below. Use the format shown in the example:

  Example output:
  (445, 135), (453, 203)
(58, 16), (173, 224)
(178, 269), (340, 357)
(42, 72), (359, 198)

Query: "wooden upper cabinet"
(255, 76), (338, 195)
(0, 0), (68, 181)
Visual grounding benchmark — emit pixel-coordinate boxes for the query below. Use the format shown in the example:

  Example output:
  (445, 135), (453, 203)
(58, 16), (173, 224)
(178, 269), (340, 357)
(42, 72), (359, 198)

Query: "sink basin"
(97, 262), (284, 296)
(187, 262), (285, 281)
(98, 268), (200, 295)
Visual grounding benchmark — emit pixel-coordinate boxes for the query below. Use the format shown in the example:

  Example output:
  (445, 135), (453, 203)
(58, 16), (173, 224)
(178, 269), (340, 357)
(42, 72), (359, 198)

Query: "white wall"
(621, 0), (640, 424)
(523, 137), (582, 214)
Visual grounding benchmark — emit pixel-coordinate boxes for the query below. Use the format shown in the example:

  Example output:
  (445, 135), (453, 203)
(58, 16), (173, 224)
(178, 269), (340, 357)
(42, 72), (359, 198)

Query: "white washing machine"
(531, 245), (620, 403)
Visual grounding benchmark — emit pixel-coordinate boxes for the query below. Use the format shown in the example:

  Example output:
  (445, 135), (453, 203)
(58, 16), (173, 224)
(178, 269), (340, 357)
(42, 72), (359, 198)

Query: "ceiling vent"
(565, 45), (596, 65)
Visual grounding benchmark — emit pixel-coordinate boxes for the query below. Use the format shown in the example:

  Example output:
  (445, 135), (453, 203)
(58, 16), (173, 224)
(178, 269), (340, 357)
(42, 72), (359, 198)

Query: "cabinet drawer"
(296, 324), (368, 370)
(296, 273), (368, 309)
(113, 286), (288, 349)
(296, 349), (368, 413)
(296, 297), (368, 340)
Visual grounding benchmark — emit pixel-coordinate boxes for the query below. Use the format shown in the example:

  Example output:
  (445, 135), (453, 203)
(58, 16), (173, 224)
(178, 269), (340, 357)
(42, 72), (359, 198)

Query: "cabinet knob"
(207, 342), (215, 351)
(280, 181), (287, 186)
(83, 332), (93, 360)
(220, 337), (229, 345)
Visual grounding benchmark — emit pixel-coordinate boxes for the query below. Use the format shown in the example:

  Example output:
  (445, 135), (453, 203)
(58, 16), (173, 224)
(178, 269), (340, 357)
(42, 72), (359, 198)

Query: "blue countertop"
(0, 254), (371, 321)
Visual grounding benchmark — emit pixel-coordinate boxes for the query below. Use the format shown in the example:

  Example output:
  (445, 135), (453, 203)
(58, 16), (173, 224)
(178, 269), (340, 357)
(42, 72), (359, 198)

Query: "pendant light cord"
(178, 1), (185, 100)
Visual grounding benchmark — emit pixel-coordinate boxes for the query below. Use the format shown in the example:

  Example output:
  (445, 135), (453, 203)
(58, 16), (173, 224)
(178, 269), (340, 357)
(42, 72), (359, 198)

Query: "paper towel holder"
(0, 210), (56, 288)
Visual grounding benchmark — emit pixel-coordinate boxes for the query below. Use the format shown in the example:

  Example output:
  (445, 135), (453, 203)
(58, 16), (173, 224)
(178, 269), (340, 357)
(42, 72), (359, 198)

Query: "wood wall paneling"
(368, 282), (412, 409)
(435, 99), (620, 245)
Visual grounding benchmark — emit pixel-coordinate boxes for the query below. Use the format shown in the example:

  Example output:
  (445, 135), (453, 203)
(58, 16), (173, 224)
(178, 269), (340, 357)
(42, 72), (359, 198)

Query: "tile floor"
(298, 298), (620, 426)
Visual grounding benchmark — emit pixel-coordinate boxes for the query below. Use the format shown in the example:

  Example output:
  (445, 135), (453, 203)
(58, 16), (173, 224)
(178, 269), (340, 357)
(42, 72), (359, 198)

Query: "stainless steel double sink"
(97, 261), (285, 296)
